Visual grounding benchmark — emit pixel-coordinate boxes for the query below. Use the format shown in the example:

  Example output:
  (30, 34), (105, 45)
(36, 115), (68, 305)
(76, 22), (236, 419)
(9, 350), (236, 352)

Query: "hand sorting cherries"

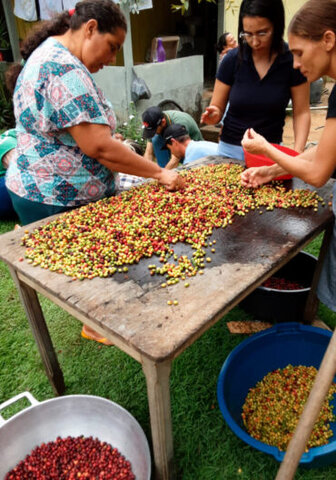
(20, 164), (323, 284)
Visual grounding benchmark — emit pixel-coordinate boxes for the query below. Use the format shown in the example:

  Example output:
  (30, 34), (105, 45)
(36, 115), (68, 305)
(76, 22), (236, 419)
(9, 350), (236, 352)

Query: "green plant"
(0, 97), (15, 129)
(171, 0), (216, 15)
(0, 73), (14, 129)
(0, 18), (10, 50)
(116, 102), (146, 150)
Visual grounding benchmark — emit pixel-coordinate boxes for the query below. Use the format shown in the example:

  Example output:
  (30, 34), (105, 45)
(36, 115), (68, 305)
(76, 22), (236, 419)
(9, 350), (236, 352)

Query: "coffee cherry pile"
(21, 164), (323, 282)
(5, 435), (135, 479)
(262, 276), (305, 290)
(242, 365), (336, 451)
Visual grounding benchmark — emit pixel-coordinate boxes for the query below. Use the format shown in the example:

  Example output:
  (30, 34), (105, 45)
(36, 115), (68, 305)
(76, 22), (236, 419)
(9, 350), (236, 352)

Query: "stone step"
(200, 124), (221, 143)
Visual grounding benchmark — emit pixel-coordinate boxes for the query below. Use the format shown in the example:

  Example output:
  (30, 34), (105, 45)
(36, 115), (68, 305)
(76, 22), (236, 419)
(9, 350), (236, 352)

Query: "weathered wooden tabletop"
(0, 157), (334, 363)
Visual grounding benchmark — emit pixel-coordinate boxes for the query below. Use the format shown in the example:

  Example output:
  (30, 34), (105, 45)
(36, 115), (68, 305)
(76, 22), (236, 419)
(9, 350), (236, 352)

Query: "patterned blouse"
(6, 37), (116, 206)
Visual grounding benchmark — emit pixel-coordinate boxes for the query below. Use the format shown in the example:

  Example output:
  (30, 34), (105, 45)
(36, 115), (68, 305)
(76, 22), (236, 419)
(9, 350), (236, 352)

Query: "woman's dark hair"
(289, 0), (336, 41)
(6, 0), (127, 93)
(238, 0), (285, 57)
(123, 139), (144, 156)
(216, 33), (230, 53)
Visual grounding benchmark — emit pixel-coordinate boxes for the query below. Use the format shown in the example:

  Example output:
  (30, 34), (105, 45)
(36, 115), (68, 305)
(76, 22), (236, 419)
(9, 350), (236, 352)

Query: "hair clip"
(69, 8), (76, 16)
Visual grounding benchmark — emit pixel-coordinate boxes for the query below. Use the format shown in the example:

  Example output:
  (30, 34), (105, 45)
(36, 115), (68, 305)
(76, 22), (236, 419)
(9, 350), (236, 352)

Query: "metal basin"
(0, 392), (151, 479)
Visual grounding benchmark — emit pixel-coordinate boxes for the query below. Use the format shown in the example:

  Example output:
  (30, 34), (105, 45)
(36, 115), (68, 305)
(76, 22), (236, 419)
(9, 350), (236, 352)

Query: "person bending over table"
(5, 0), (184, 344)
(241, 0), (336, 314)
(161, 124), (219, 168)
(142, 106), (203, 169)
(201, 0), (311, 162)
(0, 129), (17, 219)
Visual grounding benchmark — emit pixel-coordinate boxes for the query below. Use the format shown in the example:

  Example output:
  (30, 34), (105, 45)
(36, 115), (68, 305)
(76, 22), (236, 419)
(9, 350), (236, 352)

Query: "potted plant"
(0, 72), (15, 130)
(0, 17), (12, 62)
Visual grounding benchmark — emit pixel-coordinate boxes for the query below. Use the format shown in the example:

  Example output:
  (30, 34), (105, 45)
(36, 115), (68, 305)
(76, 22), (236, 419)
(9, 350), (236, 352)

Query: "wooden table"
(0, 158), (334, 479)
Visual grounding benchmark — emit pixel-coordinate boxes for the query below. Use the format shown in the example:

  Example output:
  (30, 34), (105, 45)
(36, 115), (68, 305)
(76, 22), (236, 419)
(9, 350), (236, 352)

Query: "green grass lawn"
(1, 218), (336, 479)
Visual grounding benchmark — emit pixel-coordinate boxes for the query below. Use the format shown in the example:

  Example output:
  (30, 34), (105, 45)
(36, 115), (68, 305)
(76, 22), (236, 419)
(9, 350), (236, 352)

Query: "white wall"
(93, 55), (204, 123)
(93, 66), (128, 120)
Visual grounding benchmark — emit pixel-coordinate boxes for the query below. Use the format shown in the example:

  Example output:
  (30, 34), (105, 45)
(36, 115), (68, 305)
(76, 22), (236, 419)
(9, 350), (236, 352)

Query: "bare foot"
(81, 325), (114, 345)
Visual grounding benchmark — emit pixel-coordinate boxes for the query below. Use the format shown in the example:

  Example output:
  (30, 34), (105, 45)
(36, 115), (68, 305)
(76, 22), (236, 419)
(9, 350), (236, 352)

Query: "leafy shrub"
(0, 74), (14, 130)
(116, 102), (146, 150)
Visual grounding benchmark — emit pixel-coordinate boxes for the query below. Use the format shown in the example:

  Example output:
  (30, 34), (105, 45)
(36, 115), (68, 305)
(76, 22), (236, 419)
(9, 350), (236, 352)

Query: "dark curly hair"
(6, 0), (127, 93)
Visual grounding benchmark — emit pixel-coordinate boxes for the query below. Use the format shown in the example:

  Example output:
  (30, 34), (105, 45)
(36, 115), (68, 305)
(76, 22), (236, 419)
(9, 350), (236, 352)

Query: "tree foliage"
(120, 0), (216, 15)
(170, 0), (216, 15)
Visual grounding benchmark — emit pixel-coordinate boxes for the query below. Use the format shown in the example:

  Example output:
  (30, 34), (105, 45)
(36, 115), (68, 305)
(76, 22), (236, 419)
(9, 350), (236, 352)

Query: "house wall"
(93, 55), (204, 123)
(130, 0), (179, 64)
(223, 0), (307, 41)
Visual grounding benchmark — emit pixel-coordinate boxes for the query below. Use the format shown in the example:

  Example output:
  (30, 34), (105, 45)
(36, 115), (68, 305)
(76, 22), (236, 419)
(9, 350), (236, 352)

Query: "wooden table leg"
(142, 357), (174, 480)
(304, 224), (333, 324)
(8, 267), (65, 396)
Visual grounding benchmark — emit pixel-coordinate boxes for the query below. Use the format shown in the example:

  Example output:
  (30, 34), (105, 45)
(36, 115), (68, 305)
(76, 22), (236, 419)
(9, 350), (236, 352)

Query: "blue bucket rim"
(217, 322), (334, 464)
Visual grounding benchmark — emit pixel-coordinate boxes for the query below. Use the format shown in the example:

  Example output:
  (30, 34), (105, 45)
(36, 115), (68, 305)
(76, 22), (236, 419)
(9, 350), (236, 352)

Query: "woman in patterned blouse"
(5, 0), (184, 228)
(5, 0), (184, 344)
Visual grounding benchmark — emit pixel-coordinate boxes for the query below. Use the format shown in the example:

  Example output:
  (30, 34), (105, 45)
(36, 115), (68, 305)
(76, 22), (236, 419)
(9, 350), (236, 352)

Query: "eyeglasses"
(239, 30), (273, 41)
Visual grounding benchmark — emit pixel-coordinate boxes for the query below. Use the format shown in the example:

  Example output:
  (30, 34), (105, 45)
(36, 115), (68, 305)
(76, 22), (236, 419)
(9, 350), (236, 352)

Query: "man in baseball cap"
(142, 106), (164, 139)
(162, 123), (219, 168)
(142, 106), (203, 169)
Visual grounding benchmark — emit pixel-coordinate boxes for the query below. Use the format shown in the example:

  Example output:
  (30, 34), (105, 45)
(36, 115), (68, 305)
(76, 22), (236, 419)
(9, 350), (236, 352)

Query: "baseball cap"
(161, 124), (188, 149)
(142, 106), (164, 139)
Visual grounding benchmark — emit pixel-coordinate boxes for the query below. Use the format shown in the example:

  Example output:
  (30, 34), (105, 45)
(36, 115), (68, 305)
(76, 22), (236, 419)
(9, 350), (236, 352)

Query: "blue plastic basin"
(217, 322), (336, 468)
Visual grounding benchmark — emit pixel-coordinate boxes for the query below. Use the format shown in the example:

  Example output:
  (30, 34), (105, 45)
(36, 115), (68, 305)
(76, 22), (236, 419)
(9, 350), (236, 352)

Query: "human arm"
(241, 164), (291, 188)
(143, 141), (155, 162)
(113, 132), (124, 141)
(201, 79), (231, 125)
(219, 45), (235, 60)
(67, 123), (184, 190)
(2, 149), (16, 169)
(0, 129), (17, 172)
(241, 123), (336, 187)
(165, 155), (181, 170)
(291, 82), (311, 153)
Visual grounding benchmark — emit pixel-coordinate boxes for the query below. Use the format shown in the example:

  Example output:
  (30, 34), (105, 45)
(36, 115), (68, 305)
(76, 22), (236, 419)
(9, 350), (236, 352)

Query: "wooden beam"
(8, 266), (65, 396)
(121, 5), (134, 110)
(142, 357), (175, 480)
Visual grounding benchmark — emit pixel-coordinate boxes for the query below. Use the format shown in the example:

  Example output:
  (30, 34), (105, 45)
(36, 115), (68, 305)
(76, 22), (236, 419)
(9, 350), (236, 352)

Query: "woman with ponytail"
(241, 0), (336, 315)
(5, 0), (184, 344)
